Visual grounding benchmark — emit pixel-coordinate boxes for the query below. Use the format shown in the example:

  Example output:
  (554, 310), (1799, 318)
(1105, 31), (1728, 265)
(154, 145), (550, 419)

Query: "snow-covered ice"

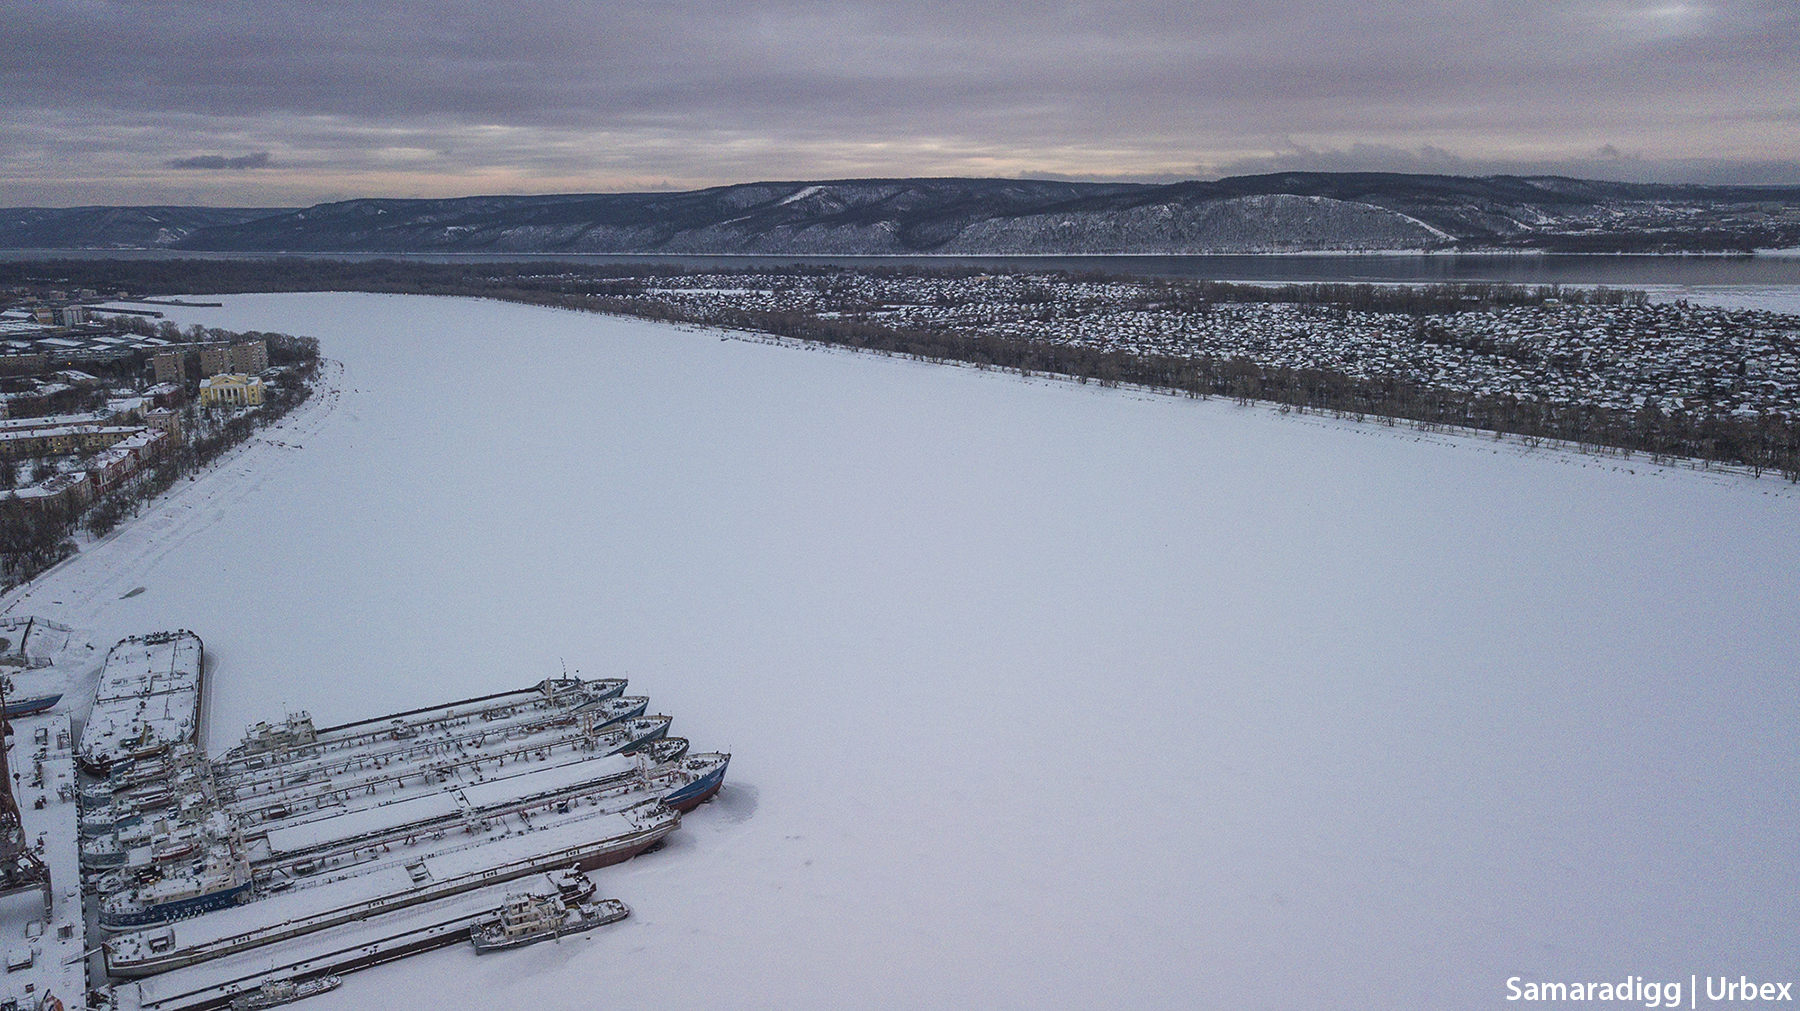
(10, 291), (1798, 1009)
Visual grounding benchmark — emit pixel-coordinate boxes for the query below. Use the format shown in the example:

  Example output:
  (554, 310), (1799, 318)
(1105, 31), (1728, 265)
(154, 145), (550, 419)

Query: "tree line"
(7, 258), (1796, 479)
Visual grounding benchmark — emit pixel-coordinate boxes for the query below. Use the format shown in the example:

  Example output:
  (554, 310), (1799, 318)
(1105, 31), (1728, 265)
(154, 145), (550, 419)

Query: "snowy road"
(11, 291), (1797, 1010)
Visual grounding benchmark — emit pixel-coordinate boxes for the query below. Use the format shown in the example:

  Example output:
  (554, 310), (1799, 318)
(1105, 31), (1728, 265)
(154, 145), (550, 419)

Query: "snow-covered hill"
(9, 173), (1797, 252)
(939, 192), (1450, 252)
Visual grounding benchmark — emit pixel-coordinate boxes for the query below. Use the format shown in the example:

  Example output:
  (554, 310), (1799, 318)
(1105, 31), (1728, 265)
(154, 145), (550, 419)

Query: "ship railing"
(223, 726), (632, 831)
(251, 784), (676, 877)
(112, 813), (677, 973)
(213, 709), (617, 789)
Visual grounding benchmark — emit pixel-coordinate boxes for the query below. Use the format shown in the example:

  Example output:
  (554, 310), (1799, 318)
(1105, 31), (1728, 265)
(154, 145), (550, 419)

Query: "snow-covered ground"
(9, 291), (1798, 1009)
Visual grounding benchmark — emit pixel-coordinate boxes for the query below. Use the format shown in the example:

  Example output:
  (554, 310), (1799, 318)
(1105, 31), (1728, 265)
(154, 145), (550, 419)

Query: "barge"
(79, 632), (205, 776)
(129, 871), (600, 1011)
(104, 802), (678, 976)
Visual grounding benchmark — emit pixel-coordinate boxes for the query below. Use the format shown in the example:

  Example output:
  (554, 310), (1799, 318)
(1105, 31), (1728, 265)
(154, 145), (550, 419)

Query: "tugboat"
(470, 893), (630, 953)
(229, 975), (342, 1010)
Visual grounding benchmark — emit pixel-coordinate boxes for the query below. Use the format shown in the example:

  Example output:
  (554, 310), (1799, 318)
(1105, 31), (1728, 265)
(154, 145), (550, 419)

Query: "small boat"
(2, 693), (60, 717)
(470, 893), (630, 953)
(229, 975), (342, 1010)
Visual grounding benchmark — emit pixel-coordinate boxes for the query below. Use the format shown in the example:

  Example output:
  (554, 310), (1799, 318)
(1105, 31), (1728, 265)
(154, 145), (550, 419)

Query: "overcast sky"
(2, 0), (1795, 206)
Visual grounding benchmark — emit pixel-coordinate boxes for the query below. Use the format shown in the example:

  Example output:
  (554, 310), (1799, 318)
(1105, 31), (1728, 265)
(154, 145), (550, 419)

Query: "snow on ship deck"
(212, 677), (628, 782)
(224, 705), (660, 831)
(235, 716), (675, 866)
(257, 744), (650, 860)
(99, 677), (683, 969)
(105, 802), (678, 976)
(126, 873), (591, 1011)
(87, 670), (725, 988)
(250, 743), (697, 886)
(79, 632), (204, 773)
(0, 715), (86, 1011)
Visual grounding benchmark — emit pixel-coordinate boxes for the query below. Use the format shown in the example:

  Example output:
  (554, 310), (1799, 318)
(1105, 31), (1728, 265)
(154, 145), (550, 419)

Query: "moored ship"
(78, 631), (205, 775)
(87, 666), (728, 1000)
(98, 843), (254, 930)
(658, 752), (732, 812)
(0, 692), (60, 717)
(470, 893), (630, 953)
(103, 802), (680, 976)
(228, 974), (342, 1010)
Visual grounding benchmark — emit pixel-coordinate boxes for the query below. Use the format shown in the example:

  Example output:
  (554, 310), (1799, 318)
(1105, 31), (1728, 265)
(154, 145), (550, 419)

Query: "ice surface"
(16, 291), (1799, 1009)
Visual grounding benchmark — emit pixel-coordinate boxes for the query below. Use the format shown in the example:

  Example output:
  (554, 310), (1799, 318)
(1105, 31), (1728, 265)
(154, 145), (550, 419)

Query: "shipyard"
(0, 626), (729, 1011)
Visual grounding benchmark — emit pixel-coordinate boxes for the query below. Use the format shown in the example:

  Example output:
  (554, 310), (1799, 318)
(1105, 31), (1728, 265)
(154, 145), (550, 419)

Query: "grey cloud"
(0, 0), (1795, 203)
(166, 152), (274, 170)
(1210, 145), (1477, 178)
(1206, 144), (1800, 186)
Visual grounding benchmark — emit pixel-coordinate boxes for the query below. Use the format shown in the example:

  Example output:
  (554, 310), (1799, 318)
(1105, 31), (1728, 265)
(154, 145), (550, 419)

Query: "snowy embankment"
(8, 292), (1796, 1010)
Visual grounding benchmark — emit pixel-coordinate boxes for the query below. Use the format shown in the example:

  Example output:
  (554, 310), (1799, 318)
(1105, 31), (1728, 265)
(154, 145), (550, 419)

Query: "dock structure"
(0, 714), (86, 1011)
(71, 648), (731, 1004)
(0, 700), (52, 915)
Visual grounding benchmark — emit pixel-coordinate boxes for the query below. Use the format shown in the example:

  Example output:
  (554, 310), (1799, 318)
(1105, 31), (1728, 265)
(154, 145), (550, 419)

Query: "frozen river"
(11, 292), (1797, 1009)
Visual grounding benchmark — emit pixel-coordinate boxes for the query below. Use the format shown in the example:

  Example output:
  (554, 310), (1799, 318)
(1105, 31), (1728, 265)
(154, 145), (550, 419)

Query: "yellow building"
(198, 373), (266, 407)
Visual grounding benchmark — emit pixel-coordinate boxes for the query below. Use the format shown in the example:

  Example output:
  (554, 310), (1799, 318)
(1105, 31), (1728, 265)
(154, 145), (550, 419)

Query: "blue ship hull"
(616, 724), (670, 754)
(593, 697), (649, 729)
(3, 693), (60, 717)
(663, 756), (730, 813)
(100, 880), (253, 930)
